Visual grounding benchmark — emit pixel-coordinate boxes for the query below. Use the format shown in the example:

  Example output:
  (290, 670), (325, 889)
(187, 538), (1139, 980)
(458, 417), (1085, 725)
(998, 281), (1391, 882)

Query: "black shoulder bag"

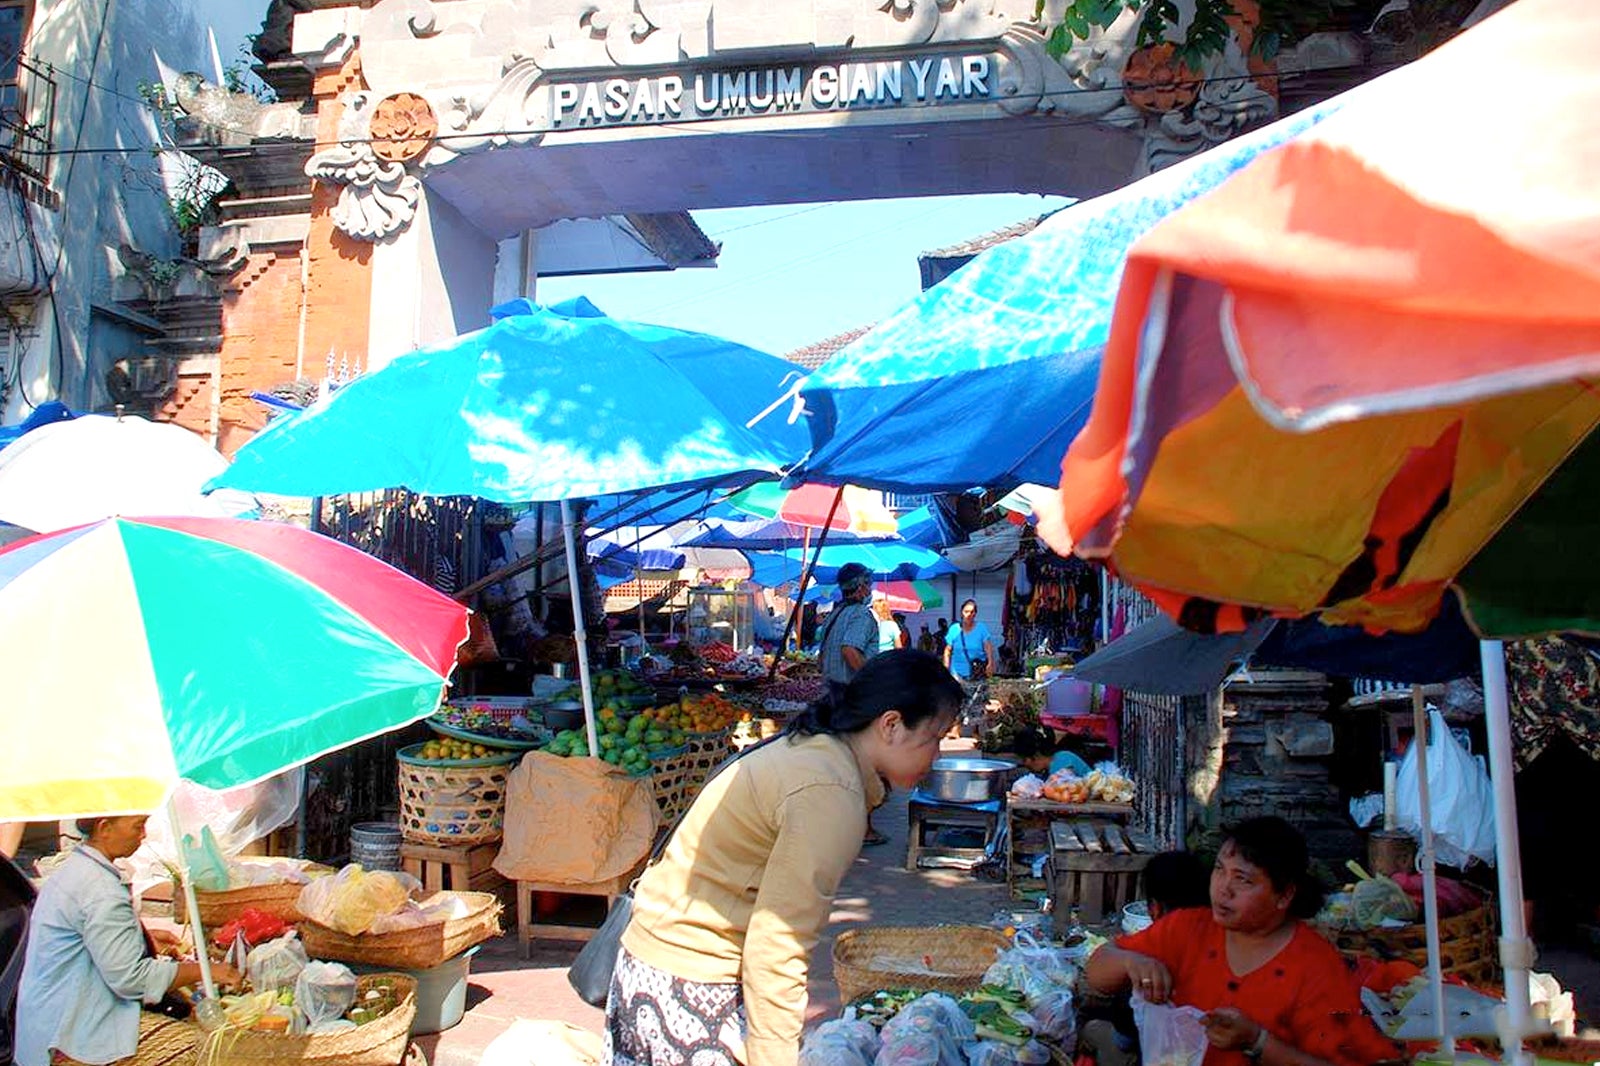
(961, 629), (989, 681)
(566, 736), (774, 1006)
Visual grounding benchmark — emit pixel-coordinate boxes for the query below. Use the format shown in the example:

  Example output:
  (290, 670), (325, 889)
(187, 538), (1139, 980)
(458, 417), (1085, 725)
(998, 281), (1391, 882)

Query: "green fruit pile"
(419, 738), (492, 761)
(541, 706), (653, 772)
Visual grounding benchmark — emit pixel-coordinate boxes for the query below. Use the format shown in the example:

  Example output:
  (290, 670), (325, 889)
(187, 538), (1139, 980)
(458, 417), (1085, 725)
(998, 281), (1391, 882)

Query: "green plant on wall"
(1035, 0), (1352, 64)
(135, 81), (228, 235)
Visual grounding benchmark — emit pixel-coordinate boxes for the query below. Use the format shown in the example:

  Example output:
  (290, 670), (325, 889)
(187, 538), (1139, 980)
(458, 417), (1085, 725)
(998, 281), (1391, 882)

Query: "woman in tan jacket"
(605, 649), (963, 1066)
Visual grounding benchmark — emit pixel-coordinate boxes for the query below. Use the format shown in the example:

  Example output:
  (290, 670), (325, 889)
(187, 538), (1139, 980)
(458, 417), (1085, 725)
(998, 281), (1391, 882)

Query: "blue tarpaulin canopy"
(680, 517), (895, 551)
(213, 298), (802, 504)
(790, 101), (1343, 496)
(744, 542), (956, 588)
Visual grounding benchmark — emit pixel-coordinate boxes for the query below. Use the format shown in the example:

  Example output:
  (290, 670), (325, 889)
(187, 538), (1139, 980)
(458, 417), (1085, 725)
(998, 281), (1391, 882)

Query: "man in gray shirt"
(815, 561), (889, 844)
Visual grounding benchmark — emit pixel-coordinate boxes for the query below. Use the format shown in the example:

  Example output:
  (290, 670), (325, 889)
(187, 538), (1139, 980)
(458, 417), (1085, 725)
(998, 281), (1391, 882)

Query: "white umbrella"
(0, 414), (257, 532)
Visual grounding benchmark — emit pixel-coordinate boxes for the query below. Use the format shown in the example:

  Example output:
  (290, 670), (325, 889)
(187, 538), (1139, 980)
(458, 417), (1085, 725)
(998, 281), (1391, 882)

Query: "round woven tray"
(196, 974), (416, 1066)
(831, 925), (1010, 1004)
(298, 891), (502, 971)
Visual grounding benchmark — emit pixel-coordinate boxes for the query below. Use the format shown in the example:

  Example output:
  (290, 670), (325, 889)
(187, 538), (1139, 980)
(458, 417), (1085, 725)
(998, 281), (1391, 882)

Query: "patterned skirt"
(604, 947), (748, 1066)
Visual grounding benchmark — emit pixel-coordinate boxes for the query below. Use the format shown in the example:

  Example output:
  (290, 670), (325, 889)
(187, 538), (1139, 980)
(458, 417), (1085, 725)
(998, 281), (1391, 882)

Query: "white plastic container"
(1120, 900), (1153, 935)
(354, 946), (477, 1034)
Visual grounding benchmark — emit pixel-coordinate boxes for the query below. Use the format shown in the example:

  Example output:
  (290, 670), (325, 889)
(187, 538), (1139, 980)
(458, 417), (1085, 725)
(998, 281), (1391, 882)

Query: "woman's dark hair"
(1222, 816), (1325, 919)
(1144, 851), (1211, 913)
(960, 598), (978, 613)
(790, 648), (963, 737)
(1011, 726), (1054, 760)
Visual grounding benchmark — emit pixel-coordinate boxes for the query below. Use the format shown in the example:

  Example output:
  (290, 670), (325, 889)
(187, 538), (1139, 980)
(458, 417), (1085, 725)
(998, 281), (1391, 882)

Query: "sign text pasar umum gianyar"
(551, 54), (994, 128)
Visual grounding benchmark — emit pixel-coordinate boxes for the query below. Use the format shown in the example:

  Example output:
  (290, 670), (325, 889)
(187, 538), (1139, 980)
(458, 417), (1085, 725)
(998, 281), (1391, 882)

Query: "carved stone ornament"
(1122, 43), (1202, 114)
(304, 92), (423, 241)
(369, 92), (438, 162)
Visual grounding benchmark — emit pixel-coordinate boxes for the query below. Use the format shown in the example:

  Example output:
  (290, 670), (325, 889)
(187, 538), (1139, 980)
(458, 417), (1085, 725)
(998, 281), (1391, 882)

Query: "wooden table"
(1004, 797), (1131, 897)
(1047, 820), (1157, 927)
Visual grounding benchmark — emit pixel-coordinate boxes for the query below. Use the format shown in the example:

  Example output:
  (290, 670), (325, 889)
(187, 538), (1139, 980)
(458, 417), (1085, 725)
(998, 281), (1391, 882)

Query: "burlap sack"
(493, 750), (657, 886)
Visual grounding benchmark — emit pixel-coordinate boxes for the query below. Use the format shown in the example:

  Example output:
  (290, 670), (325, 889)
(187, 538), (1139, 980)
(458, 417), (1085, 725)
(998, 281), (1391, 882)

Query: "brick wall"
(214, 250), (302, 454)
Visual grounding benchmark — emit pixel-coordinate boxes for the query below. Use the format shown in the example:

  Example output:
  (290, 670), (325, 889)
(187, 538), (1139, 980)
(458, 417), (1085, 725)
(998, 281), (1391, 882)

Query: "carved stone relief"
(304, 92), (425, 242)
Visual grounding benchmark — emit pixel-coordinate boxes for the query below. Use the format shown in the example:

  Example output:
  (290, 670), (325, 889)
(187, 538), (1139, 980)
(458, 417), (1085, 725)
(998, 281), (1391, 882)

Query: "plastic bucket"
(349, 821), (403, 871)
(353, 947), (476, 1034)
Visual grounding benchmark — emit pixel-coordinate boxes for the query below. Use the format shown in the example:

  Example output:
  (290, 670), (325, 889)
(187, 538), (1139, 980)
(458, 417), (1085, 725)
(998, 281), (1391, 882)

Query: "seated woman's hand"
(210, 962), (242, 990)
(1202, 1007), (1263, 1052)
(1123, 952), (1173, 1003)
(145, 927), (185, 958)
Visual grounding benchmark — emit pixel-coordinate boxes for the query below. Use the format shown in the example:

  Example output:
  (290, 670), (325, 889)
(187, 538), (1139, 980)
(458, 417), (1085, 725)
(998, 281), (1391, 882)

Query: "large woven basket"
(196, 974), (415, 1066)
(831, 925), (1010, 1004)
(298, 891), (502, 971)
(175, 861), (335, 927)
(397, 745), (519, 846)
(1314, 898), (1499, 987)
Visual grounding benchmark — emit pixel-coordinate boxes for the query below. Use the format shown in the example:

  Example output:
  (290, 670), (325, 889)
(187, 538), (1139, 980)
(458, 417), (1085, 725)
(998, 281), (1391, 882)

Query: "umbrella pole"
(1482, 639), (1535, 1065)
(1411, 688), (1453, 1057)
(166, 801), (217, 1002)
(767, 486), (844, 679)
(561, 499), (602, 759)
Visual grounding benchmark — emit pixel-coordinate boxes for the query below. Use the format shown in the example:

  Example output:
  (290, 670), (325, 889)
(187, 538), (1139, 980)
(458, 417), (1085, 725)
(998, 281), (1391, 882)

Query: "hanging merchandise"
(1007, 534), (1099, 658)
(1395, 709), (1497, 868)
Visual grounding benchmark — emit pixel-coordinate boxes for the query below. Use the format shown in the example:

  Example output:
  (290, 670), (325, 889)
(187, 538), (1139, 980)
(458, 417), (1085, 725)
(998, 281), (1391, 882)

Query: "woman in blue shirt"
(943, 599), (997, 680)
(16, 815), (239, 1066)
(1011, 726), (1092, 778)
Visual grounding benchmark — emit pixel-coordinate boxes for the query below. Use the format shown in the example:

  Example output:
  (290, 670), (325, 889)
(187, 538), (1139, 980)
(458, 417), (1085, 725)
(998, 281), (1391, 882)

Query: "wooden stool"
(516, 860), (645, 959)
(1046, 820), (1156, 927)
(400, 840), (507, 896)
(905, 794), (1001, 871)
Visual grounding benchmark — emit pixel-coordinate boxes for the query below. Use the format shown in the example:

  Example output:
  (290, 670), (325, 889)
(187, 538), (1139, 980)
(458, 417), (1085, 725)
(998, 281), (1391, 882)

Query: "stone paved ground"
(418, 739), (1014, 1066)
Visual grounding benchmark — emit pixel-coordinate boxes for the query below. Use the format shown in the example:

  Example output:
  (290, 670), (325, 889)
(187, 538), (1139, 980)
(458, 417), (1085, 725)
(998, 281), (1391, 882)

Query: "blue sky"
(538, 193), (1071, 357)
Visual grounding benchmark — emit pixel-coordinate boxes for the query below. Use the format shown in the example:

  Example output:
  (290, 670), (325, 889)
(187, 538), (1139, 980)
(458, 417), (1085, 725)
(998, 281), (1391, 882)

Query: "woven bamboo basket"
(196, 974), (415, 1066)
(396, 745), (519, 846)
(175, 861), (335, 927)
(649, 750), (694, 824)
(132, 1011), (199, 1066)
(1314, 898), (1499, 987)
(297, 891), (502, 971)
(831, 925), (1011, 1004)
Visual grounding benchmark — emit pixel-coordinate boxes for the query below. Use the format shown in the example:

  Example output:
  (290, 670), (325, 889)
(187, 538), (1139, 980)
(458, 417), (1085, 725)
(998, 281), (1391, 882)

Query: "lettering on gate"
(549, 53), (995, 129)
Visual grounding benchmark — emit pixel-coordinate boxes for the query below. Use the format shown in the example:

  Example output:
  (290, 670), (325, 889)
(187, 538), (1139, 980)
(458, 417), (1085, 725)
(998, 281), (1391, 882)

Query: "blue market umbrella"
(790, 99), (1343, 495)
(212, 298), (800, 503)
(745, 541), (956, 587)
(679, 516), (895, 551)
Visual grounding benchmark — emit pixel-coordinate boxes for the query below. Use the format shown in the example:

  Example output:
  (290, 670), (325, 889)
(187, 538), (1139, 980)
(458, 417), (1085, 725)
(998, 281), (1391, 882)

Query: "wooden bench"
(515, 861), (646, 959)
(1004, 797), (1131, 898)
(905, 794), (1002, 871)
(400, 840), (509, 899)
(1047, 820), (1157, 927)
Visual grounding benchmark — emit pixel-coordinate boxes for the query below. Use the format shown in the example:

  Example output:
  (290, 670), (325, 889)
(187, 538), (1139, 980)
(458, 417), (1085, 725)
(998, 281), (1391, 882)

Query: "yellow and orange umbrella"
(1041, 0), (1600, 638)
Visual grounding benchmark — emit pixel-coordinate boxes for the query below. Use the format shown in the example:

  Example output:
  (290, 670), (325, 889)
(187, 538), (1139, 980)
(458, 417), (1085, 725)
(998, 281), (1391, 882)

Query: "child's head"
(1011, 726), (1055, 774)
(1143, 850), (1211, 919)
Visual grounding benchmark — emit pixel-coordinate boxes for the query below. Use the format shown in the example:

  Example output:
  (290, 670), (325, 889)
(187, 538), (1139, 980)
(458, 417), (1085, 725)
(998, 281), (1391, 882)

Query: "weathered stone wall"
(1191, 671), (1362, 863)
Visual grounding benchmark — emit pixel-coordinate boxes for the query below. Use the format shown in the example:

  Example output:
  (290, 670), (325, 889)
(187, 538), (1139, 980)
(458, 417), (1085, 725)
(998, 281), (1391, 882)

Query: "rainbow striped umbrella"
(0, 517), (470, 820)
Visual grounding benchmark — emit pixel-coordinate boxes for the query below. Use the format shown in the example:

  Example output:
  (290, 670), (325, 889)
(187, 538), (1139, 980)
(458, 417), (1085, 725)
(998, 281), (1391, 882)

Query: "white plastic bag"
(295, 961), (358, 1029)
(982, 934), (1079, 1003)
(1026, 988), (1076, 1044)
(1131, 993), (1208, 1066)
(245, 931), (308, 992)
(800, 1018), (879, 1066)
(1395, 708), (1496, 867)
(874, 994), (973, 1066)
(965, 1040), (1052, 1065)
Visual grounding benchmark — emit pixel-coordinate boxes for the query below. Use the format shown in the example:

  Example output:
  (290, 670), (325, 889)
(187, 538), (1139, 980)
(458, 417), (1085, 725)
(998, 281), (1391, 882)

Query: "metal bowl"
(543, 701), (585, 730)
(919, 756), (1018, 804)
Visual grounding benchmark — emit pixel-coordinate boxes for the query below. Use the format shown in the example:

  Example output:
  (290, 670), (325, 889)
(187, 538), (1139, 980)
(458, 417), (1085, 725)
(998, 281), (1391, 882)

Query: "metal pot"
(919, 757), (1017, 804)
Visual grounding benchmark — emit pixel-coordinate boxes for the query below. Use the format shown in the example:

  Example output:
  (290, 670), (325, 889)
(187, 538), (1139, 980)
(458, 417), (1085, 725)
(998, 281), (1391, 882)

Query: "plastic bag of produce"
(982, 935), (1079, 1002)
(295, 960), (358, 1029)
(245, 931), (307, 992)
(1131, 993), (1208, 1066)
(1026, 988), (1076, 1045)
(296, 864), (420, 935)
(1008, 774), (1044, 800)
(800, 1018), (879, 1066)
(1347, 864), (1418, 929)
(964, 1039), (1052, 1065)
(875, 993), (973, 1066)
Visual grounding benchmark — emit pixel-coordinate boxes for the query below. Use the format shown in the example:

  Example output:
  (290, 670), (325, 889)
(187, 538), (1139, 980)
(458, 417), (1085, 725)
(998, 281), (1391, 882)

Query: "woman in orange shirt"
(1084, 817), (1400, 1066)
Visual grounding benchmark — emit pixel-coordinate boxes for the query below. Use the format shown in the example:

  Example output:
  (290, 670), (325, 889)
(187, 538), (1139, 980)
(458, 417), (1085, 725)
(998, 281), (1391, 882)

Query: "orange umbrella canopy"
(1042, 0), (1600, 636)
